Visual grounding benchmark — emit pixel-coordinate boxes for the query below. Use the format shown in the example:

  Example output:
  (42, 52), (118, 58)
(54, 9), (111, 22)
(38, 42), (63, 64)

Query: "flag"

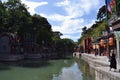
(110, 0), (115, 8)
(107, 0), (115, 13)
(107, 4), (112, 13)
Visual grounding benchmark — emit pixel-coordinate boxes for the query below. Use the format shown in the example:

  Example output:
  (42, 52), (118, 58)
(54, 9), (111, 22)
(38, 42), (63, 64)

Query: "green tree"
(117, 0), (120, 16)
(52, 31), (63, 41)
(55, 38), (75, 58)
(82, 26), (87, 35)
(31, 14), (53, 45)
(4, 0), (31, 33)
(78, 20), (106, 46)
(0, 1), (6, 33)
(97, 5), (106, 21)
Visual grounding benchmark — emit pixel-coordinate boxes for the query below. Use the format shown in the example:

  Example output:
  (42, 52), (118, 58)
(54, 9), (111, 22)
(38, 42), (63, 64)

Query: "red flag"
(110, 0), (115, 8)
(107, 0), (115, 13)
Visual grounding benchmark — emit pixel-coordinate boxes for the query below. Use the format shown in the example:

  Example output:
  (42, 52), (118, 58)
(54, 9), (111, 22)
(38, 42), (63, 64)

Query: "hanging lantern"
(108, 37), (114, 46)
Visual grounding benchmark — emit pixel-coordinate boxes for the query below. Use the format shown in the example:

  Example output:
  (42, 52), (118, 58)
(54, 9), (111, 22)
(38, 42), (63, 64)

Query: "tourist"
(109, 50), (117, 72)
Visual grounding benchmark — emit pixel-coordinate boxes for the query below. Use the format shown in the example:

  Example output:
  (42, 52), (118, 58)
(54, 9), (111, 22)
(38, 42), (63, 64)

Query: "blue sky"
(2, 0), (105, 42)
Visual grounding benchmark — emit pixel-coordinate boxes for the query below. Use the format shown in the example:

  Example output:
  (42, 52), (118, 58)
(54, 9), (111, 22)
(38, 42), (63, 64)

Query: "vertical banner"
(106, 0), (117, 19)
(84, 37), (91, 53)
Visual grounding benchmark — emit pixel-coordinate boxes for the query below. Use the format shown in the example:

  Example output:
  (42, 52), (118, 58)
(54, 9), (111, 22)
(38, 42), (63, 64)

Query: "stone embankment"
(81, 53), (120, 80)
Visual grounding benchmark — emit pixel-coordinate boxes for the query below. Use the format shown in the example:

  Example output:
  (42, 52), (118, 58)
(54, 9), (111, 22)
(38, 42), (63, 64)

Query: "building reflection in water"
(77, 59), (95, 80)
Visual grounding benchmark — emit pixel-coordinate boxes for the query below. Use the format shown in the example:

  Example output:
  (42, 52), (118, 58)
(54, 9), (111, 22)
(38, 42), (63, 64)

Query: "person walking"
(109, 50), (117, 72)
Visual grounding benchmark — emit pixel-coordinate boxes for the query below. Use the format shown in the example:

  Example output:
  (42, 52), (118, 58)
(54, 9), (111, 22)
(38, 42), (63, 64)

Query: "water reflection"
(52, 62), (83, 80)
(0, 58), (95, 80)
(76, 59), (95, 80)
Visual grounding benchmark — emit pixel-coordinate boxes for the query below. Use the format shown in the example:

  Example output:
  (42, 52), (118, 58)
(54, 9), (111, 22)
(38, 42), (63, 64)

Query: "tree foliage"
(30, 14), (53, 45)
(3, 0), (31, 32)
(117, 0), (120, 16)
(0, 0), (53, 45)
(78, 20), (106, 46)
(82, 26), (87, 35)
(55, 38), (75, 57)
(97, 5), (106, 21)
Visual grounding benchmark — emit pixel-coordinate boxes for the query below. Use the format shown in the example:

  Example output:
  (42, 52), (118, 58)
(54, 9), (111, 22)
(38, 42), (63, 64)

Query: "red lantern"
(108, 37), (114, 46)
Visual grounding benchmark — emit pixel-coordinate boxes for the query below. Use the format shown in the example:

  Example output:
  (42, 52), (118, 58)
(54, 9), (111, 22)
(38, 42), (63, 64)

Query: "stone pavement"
(81, 53), (120, 80)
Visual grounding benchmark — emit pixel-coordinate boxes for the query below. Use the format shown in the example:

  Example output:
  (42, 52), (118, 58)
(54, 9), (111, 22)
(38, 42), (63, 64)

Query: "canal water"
(0, 58), (95, 80)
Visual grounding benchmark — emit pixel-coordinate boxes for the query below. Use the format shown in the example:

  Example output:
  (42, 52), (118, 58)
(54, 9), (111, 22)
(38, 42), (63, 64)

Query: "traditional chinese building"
(0, 32), (23, 61)
(105, 0), (120, 63)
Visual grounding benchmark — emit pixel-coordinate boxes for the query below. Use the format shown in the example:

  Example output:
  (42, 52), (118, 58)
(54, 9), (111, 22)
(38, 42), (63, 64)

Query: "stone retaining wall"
(81, 54), (120, 80)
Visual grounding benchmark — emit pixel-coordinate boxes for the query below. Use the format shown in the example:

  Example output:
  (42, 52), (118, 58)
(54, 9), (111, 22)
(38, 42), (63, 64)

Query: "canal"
(0, 58), (95, 80)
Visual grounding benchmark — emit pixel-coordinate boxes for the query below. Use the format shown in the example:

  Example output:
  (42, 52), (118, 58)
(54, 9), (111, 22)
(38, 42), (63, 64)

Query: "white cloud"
(55, 0), (100, 17)
(40, 13), (67, 22)
(79, 0), (99, 14)
(61, 19), (84, 33)
(61, 20), (96, 41)
(21, 0), (48, 15)
(56, 0), (83, 18)
(56, 0), (70, 6)
(39, 0), (103, 41)
(54, 0), (103, 41)
(41, 13), (84, 34)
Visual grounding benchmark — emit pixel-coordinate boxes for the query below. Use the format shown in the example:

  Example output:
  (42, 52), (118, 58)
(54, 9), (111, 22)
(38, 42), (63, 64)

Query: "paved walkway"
(81, 53), (120, 79)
